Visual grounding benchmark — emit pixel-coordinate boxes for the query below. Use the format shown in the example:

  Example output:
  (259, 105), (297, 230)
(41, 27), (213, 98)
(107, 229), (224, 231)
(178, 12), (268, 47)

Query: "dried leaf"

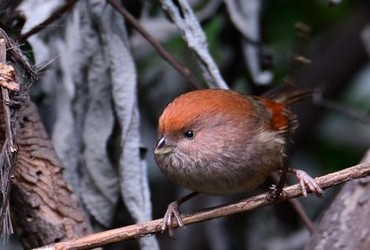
(0, 64), (19, 91)
(224, 0), (273, 85)
(98, 3), (159, 249)
(159, 0), (228, 89)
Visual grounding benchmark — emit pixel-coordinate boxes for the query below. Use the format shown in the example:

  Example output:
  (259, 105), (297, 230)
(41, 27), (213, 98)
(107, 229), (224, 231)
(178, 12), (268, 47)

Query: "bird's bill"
(154, 136), (175, 155)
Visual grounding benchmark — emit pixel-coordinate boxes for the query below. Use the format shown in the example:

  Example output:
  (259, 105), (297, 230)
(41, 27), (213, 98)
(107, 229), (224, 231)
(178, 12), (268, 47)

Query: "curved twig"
(106, 0), (203, 89)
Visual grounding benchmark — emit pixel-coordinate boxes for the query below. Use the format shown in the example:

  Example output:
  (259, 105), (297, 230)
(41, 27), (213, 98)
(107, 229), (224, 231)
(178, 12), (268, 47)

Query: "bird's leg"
(268, 168), (289, 201)
(274, 164), (289, 199)
(268, 147), (290, 201)
(289, 168), (323, 197)
(162, 191), (199, 237)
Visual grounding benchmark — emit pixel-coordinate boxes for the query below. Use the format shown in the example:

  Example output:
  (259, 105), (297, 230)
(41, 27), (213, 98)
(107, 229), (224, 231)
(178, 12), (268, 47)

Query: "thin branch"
(0, 36), (11, 237)
(106, 0), (203, 89)
(0, 29), (37, 82)
(0, 33), (17, 238)
(313, 92), (370, 124)
(271, 172), (316, 234)
(16, 0), (79, 43)
(289, 197), (316, 233)
(36, 161), (370, 250)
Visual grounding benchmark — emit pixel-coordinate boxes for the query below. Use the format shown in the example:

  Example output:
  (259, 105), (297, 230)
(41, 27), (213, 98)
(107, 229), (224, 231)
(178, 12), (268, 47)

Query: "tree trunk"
(10, 96), (92, 249)
(305, 150), (370, 250)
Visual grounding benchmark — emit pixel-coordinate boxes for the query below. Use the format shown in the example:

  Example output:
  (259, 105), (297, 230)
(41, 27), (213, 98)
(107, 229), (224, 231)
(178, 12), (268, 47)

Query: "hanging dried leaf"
(224, 0), (273, 85)
(98, 3), (159, 249)
(159, 0), (229, 89)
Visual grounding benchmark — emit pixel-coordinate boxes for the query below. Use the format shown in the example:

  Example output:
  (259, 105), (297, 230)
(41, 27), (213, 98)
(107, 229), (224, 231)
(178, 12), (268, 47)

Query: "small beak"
(154, 136), (175, 155)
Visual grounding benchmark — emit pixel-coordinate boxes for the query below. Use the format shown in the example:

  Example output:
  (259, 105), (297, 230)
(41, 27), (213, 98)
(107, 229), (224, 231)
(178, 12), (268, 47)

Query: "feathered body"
(154, 88), (309, 195)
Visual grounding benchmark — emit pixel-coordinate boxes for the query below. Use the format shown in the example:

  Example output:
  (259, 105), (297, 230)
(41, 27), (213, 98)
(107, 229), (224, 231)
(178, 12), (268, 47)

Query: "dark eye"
(184, 130), (196, 140)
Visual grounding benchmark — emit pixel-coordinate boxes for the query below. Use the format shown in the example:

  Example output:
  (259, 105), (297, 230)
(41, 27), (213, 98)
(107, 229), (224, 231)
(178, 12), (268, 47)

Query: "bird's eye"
(184, 130), (196, 140)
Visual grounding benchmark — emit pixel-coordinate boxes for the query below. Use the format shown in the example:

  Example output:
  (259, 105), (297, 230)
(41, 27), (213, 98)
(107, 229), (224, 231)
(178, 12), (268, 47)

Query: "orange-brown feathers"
(158, 87), (311, 136)
(158, 89), (258, 135)
(259, 87), (312, 133)
(259, 97), (290, 132)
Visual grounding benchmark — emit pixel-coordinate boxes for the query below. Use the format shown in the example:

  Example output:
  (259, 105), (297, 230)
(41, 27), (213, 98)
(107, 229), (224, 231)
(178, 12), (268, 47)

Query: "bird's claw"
(268, 184), (283, 200)
(292, 169), (323, 197)
(162, 201), (184, 237)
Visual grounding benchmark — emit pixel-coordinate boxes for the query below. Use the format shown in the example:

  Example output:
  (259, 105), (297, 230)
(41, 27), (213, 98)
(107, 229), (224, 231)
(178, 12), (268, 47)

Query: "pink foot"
(290, 168), (324, 197)
(162, 201), (184, 237)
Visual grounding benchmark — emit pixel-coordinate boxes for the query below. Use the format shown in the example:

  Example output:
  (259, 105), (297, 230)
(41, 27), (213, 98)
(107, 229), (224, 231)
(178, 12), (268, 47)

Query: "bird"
(154, 87), (323, 236)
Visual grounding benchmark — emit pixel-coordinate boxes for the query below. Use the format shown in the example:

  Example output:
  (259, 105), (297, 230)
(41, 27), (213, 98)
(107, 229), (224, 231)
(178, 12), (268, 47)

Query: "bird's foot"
(290, 168), (324, 197)
(162, 201), (184, 237)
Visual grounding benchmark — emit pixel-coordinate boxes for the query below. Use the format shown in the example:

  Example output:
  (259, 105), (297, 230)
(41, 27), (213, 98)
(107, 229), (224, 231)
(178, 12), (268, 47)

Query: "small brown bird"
(154, 87), (322, 236)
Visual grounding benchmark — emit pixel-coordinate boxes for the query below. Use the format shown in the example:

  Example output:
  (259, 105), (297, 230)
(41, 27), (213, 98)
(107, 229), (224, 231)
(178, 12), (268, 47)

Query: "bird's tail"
(264, 86), (313, 105)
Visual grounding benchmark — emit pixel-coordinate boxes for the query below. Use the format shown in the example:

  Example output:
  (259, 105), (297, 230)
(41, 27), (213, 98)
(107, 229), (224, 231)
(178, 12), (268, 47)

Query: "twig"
(0, 35), (16, 238)
(36, 161), (370, 250)
(289, 198), (316, 233)
(314, 92), (370, 124)
(271, 172), (316, 234)
(2, 89), (14, 152)
(17, 0), (79, 43)
(106, 0), (203, 89)
(0, 29), (37, 82)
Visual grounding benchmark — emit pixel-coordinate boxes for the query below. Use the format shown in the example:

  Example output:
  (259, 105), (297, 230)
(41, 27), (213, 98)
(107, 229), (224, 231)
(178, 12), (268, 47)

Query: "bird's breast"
(155, 131), (284, 195)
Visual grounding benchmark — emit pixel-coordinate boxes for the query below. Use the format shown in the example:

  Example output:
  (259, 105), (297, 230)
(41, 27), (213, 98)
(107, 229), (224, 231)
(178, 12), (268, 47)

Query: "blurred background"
(1, 0), (370, 249)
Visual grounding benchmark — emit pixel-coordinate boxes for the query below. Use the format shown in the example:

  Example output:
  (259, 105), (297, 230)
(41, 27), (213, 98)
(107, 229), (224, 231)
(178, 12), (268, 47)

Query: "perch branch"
(106, 0), (203, 89)
(36, 161), (370, 250)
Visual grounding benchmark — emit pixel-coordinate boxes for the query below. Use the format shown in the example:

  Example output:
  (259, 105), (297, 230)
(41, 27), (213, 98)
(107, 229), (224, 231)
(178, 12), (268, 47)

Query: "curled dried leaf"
(0, 63), (19, 91)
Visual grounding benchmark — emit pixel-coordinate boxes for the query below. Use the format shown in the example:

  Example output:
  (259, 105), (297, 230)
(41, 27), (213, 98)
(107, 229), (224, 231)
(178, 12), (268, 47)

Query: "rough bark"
(10, 96), (92, 249)
(305, 150), (370, 250)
